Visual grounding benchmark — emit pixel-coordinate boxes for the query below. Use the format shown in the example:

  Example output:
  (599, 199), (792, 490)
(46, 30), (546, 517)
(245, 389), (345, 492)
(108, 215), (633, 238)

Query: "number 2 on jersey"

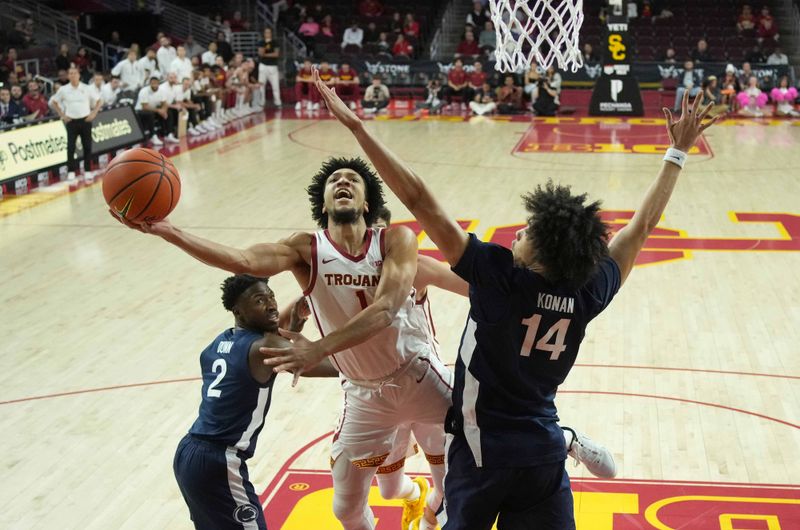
(520, 314), (571, 360)
(207, 359), (227, 398)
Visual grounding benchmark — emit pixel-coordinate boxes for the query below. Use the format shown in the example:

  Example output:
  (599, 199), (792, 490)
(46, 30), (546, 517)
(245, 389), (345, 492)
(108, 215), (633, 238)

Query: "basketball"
(102, 147), (181, 224)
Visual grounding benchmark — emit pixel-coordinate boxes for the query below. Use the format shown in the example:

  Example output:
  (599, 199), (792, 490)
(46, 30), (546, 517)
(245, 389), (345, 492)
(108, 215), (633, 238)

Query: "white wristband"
(663, 148), (687, 169)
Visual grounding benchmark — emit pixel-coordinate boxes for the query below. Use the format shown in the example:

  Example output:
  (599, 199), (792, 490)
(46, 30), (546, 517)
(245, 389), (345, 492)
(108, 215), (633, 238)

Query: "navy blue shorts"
(173, 434), (267, 530)
(440, 434), (575, 530)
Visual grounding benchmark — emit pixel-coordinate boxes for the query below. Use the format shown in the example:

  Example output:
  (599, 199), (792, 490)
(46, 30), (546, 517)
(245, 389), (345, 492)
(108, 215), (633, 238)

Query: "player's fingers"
(292, 371), (301, 387)
(681, 89), (690, 115)
(699, 114), (721, 132)
(662, 107), (673, 127)
(692, 91), (702, 115)
(697, 102), (714, 122)
(259, 346), (291, 357)
(277, 328), (301, 341)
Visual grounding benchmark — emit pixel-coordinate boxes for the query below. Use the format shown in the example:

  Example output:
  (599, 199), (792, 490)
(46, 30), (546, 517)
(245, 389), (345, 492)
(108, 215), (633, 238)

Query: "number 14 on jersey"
(520, 315), (571, 360)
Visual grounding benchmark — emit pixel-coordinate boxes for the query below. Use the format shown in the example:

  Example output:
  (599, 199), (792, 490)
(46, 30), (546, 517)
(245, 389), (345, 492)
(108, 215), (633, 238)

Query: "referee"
(51, 66), (102, 179)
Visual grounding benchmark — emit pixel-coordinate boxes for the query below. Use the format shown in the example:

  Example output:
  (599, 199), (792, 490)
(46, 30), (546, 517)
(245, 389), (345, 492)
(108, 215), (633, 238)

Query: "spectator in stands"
(673, 60), (702, 112)
(184, 35), (204, 59)
(392, 34), (414, 58)
(377, 32), (392, 55)
(88, 72), (105, 103)
(456, 31), (481, 59)
(343, 21), (364, 49)
(202, 42), (219, 66)
(771, 75), (799, 117)
(443, 59), (473, 109)
(0, 87), (24, 125)
(10, 84), (24, 108)
(737, 75), (769, 117)
(767, 47), (788, 66)
(479, 21), (496, 53)
(7, 21), (29, 48)
(582, 43), (599, 63)
(4, 48), (25, 81)
(56, 69), (69, 85)
(228, 11), (250, 32)
(701, 75), (721, 106)
(737, 4), (756, 34)
(101, 75), (121, 106)
(390, 12), (404, 35)
(364, 22), (381, 45)
(737, 62), (754, 87)
(417, 78), (444, 113)
(51, 66), (102, 178)
(661, 47), (677, 64)
(298, 16), (321, 50)
(169, 45), (194, 83)
(466, 1), (490, 29)
(157, 37), (177, 73)
(137, 48), (160, 85)
(56, 43), (72, 72)
(469, 61), (488, 93)
(162, 72), (184, 141)
(215, 32), (234, 63)
(22, 80), (49, 119)
(497, 75), (523, 114)
(756, 6), (779, 44)
(176, 76), (203, 136)
(745, 45), (766, 64)
(230, 52), (245, 70)
(135, 76), (169, 145)
(690, 39), (712, 64)
(319, 15), (336, 43)
(257, 28), (281, 108)
(106, 31), (126, 66)
(336, 62), (361, 110)
(112, 49), (142, 91)
(404, 14), (420, 40)
(359, 0), (384, 18)
(523, 62), (541, 107)
(362, 74), (390, 113)
(470, 82), (497, 116)
(294, 59), (317, 111)
(73, 47), (92, 82)
(720, 64), (741, 109)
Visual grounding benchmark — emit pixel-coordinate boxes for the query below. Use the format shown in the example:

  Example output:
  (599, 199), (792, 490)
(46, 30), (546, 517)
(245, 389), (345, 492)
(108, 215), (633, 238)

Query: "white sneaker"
(66, 171), (76, 180)
(349, 101), (357, 110)
(188, 127), (199, 136)
(150, 135), (163, 146)
(295, 101), (303, 111)
(364, 107), (377, 114)
(563, 427), (617, 479)
(306, 101), (313, 111)
(83, 170), (96, 182)
(165, 133), (179, 143)
(312, 102), (320, 111)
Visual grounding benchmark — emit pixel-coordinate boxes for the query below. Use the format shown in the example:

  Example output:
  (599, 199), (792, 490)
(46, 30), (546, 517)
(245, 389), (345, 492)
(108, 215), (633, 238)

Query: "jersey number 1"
(519, 315), (571, 360)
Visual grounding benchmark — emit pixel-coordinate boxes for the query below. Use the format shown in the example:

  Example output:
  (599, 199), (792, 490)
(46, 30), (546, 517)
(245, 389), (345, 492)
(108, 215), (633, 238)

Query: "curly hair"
(306, 157), (386, 228)
(523, 181), (609, 288)
(221, 274), (269, 311)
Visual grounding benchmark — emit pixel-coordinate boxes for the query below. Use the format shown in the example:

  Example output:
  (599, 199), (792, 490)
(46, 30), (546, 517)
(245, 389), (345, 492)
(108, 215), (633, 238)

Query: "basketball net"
(489, 0), (584, 73)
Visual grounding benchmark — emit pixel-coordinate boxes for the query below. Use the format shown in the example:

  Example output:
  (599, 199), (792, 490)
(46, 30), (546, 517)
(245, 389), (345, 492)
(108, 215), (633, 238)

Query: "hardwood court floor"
(1, 111), (799, 529)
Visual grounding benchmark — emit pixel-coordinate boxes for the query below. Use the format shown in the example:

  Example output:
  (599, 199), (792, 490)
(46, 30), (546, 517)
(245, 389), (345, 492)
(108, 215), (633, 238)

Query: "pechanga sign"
(0, 105), (143, 184)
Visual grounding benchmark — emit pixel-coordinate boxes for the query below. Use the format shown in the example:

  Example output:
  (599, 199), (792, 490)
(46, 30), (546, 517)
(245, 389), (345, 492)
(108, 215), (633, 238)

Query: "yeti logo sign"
(611, 79), (624, 102)
(608, 34), (626, 61)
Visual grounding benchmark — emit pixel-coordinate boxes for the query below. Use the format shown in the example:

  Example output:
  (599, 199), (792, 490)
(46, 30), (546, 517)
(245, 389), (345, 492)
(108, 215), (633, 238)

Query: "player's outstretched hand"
(313, 67), (362, 131)
(108, 209), (175, 237)
(260, 329), (326, 387)
(662, 90), (720, 152)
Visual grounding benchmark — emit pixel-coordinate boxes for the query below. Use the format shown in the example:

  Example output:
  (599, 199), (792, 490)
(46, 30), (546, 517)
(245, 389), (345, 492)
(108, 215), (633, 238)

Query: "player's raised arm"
(415, 254), (469, 297)
(111, 214), (308, 276)
(260, 226), (418, 385)
(313, 69), (469, 267)
(609, 91), (719, 285)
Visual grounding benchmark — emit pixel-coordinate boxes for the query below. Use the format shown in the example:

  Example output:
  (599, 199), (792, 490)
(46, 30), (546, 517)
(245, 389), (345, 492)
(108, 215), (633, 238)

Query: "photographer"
(417, 78), (444, 113)
(532, 66), (561, 116)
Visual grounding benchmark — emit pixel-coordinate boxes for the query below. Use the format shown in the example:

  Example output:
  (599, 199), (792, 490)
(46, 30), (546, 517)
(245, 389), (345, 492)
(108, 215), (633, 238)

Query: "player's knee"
(332, 493), (369, 525)
(376, 474), (406, 499)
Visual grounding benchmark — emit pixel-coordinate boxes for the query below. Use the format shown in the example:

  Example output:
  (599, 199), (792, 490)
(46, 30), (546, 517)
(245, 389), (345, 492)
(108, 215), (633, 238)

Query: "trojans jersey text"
(304, 228), (430, 381)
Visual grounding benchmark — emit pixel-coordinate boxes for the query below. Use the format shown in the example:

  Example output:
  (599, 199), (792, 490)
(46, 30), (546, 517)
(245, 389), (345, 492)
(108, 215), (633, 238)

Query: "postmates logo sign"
(391, 212), (800, 268)
(261, 470), (800, 529)
(513, 117), (713, 155)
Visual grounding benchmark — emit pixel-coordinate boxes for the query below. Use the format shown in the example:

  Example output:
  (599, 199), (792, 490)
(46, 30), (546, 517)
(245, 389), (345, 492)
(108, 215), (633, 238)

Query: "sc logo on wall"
(608, 34), (626, 61)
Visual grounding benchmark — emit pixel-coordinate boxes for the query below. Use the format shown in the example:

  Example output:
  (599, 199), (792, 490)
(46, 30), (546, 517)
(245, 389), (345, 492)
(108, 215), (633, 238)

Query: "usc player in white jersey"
(115, 157), (452, 530)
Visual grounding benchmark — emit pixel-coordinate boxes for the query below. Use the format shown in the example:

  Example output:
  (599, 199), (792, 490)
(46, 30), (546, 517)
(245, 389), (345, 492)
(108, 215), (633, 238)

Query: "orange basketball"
(102, 147), (181, 224)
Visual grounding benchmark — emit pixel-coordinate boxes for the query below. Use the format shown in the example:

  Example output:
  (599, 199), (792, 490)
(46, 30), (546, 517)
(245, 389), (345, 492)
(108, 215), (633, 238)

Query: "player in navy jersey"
(313, 77), (718, 529)
(174, 274), (335, 529)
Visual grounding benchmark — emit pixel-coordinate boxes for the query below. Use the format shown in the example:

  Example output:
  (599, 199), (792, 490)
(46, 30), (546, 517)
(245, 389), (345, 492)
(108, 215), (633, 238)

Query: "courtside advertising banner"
(0, 119), (67, 182)
(0, 105), (144, 184)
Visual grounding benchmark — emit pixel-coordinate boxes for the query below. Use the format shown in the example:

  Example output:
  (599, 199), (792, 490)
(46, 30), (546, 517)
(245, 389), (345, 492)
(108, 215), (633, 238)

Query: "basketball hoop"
(489, 0), (585, 73)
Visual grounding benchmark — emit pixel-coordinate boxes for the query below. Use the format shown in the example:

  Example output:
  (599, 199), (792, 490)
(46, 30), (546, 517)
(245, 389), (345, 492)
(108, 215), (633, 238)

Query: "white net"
(489, 0), (585, 73)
